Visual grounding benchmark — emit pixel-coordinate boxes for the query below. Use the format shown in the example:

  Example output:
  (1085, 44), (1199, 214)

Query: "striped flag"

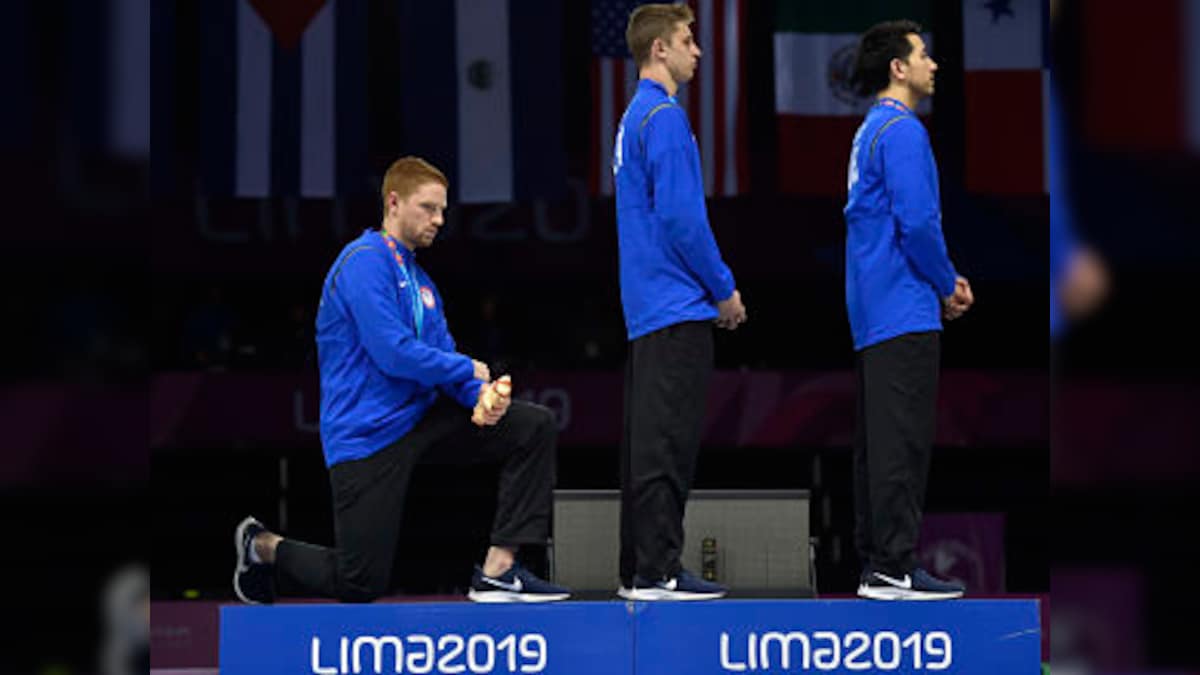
(394, 0), (566, 204)
(152, 0), (175, 193)
(773, 0), (931, 196)
(107, 0), (151, 160)
(590, 0), (749, 197)
(62, 0), (150, 160)
(962, 0), (1047, 194)
(199, 0), (368, 198)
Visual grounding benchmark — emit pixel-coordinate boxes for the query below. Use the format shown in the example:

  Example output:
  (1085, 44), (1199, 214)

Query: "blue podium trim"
(220, 602), (632, 675)
(633, 599), (1040, 674)
(220, 599), (1038, 674)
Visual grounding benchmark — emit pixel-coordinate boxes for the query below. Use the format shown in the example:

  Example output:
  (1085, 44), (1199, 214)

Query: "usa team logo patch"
(420, 286), (436, 309)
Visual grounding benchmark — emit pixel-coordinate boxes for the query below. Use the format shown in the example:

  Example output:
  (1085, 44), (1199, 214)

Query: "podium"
(552, 489), (813, 595)
(220, 599), (1040, 674)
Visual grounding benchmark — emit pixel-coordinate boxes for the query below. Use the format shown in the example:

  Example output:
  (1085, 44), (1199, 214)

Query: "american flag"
(589, 0), (748, 197)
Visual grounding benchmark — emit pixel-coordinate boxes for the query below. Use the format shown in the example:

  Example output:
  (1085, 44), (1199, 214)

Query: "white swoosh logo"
(482, 575), (523, 593)
(873, 572), (912, 589)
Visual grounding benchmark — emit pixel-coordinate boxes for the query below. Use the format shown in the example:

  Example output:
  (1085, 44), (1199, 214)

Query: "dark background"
(1, 0), (147, 671)
(1050, 0), (1200, 671)
(148, 0), (1047, 611)
(14, 0), (1160, 670)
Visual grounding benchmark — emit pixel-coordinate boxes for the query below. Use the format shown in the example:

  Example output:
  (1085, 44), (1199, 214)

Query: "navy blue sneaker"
(232, 516), (276, 604)
(626, 569), (727, 601)
(468, 563), (571, 603)
(857, 567), (964, 601)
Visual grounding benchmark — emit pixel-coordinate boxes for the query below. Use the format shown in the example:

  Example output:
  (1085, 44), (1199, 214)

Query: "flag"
(1080, 0), (1200, 154)
(394, 0), (566, 204)
(152, 0), (175, 193)
(590, 0), (749, 197)
(962, 0), (1047, 194)
(199, 0), (368, 198)
(63, 0), (149, 160)
(109, 0), (150, 160)
(773, 0), (931, 196)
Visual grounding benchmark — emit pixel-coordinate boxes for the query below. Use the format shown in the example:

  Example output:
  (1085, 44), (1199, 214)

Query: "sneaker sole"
(624, 587), (726, 601)
(467, 589), (570, 603)
(233, 516), (261, 605)
(856, 583), (963, 601)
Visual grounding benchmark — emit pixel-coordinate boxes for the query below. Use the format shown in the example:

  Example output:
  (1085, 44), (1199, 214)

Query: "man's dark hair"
(850, 20), (923, 98)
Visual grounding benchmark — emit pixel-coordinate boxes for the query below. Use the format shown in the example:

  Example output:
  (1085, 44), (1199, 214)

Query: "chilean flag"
(962, 0), (1048, 194)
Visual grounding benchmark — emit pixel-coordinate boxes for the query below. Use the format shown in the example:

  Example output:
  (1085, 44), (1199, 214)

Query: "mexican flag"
(773, 0), (931, 196)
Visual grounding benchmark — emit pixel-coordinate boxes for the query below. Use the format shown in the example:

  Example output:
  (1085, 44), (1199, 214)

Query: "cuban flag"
(197, 0), (369, 198)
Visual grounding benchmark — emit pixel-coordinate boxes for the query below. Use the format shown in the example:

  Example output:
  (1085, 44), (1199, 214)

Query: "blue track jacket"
(315, 229), (483, 467)
(614, 78), (736, 340)
(844, 98), (958, 351)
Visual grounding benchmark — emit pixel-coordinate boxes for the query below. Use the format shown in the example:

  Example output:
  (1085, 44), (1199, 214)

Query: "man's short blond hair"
(380, 156), (448, 209)
(625, 3), (694, 67)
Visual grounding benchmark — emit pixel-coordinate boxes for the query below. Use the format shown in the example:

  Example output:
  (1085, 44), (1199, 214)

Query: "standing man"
(614, 3), (746, 601)
(232, 156), (569, 604)
(844, 21), (973, 600)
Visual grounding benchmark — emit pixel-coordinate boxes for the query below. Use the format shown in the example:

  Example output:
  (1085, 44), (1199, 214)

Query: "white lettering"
(902, 632), (922, 669)
(498, 634), (517, 672)
(613, 124), (626, 176)
(716, 630), (955, 672)
(759, 631), (811, 670)
(811, 632), (840, 670)
(310, 637), (338, 675)
(351, 636), (403, 674)
(406, 634), (434, 674)
(308, 632), (550, 674)
(926, 632), (952, 670)
(437, 635), (466, 674)
(873, 632), (901, 670)
(518, 634), (546, 673)
(847, 123), (866, 192)
(719, 632), (746, 672)
(843, 631), (870, 670)
(467, 634), (495, 673)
